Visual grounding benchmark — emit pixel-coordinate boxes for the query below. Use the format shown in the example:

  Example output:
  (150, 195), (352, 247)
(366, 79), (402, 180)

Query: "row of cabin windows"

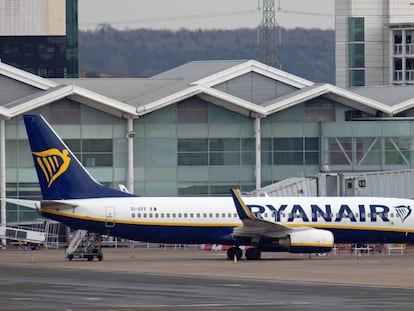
(132, 212), (239, 219)
(266, 212), (397, 219)
(131, 212), (400, 219)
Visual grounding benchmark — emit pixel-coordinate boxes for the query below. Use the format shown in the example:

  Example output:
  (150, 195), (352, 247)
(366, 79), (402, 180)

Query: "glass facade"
(134, 98), (256, 196)
(0, 36), (67, 78)
(322, 121), (414, 170)
(6, 99), (414, 201)
(261, 104), (321, 185)
(0, 0), (79, 78)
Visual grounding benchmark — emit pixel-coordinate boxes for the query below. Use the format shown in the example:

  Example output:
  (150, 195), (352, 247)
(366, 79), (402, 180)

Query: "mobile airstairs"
(65, 230), (103, 261)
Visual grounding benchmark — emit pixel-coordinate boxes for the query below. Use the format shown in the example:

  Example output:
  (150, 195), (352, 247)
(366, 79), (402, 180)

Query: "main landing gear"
(226, 246), (262, 260)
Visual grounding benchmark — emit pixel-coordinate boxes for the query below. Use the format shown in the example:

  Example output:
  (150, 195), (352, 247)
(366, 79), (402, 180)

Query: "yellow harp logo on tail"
(32, 148), (71, 188)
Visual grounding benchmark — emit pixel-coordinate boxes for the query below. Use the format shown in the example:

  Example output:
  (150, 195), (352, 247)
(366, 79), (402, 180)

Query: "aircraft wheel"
(97, 254), (103, 261)
(227, 246), (242, 260)
(67, 254), (73, 261)
(245, 248), (261, 260)
(87, 255), (94, 261)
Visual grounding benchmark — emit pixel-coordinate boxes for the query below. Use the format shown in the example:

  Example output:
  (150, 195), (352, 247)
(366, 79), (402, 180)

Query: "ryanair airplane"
(18, 114), (414, 260)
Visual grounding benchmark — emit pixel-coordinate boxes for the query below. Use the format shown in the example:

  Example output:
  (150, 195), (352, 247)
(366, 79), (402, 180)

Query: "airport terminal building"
(1, 59), (414, 223)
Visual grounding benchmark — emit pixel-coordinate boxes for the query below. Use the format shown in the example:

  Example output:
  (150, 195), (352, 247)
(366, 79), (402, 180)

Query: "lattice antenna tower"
(259, 0), (280, 67)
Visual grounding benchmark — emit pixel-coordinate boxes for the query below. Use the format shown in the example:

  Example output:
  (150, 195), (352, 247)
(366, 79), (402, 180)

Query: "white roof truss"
(191, 60), (313, 89)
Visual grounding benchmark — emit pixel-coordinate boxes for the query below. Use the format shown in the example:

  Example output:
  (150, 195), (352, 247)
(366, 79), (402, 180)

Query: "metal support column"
(402, 29), (406, 85)
(254, 116), (261, 191)
(389, 29), (394, 83)
(126, 116), (135, 194)
(0, 119), (6, 248)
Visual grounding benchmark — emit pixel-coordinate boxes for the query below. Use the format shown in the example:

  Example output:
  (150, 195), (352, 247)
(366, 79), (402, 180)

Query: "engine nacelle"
(282, 228), (334, 253)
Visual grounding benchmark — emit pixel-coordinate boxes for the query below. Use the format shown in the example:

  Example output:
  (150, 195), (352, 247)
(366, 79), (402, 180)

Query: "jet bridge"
(0, 225), (46, 246)
(251, 169), (414, 198)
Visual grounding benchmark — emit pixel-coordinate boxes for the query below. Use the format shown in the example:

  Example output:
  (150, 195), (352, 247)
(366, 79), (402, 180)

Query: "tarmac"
(1, 246), (414, 288)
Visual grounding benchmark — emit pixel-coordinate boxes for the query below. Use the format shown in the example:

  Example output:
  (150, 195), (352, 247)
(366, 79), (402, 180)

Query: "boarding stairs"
(65, 230), (103, 261)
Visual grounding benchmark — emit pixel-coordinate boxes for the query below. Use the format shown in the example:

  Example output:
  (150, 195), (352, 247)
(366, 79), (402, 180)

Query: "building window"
(326, 137), (352, 165)
(384, 137), (410, 165)
(393, 59), (403, 81)
(241, 138), (255, 165)
(273, 138), (319, 165)
(348, 17), (364, 42)
(177, 138), (255, 166)
(65, 139), (113, 167)
(349, 69), (365, 87)
(177, 138), (208, 165)
(349, 44), (365, 68)
(406, 59), (414, 81)
(210, 138), (240, 166)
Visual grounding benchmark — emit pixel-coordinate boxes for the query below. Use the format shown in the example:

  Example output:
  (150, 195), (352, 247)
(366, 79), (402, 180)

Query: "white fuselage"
(40, 195), (414, 245)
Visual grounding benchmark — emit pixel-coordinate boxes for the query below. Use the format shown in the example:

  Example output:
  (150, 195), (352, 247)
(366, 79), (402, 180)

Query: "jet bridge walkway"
(0, 225), (46, 246)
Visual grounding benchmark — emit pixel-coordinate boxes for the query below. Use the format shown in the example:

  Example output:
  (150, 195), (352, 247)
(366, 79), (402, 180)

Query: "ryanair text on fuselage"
(247, 203), (411, 223)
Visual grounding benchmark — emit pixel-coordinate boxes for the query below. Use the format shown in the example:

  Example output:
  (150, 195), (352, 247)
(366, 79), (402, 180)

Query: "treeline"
(79, 25), (334, 83)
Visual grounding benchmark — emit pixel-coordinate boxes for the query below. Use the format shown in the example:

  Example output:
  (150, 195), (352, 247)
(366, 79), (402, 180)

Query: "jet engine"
(279, 228), (334, 253)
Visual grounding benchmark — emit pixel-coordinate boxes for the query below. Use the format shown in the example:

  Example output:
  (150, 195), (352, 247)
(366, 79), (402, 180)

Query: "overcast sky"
(78, 0), (334, 31)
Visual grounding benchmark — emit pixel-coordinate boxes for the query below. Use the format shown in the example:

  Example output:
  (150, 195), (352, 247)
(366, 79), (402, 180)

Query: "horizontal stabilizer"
(4, 198), (39, 209)
(41, 200), (78, 210)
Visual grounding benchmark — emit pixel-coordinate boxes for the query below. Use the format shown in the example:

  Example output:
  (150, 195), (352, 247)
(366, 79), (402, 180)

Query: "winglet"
(230, 188), (255, 221)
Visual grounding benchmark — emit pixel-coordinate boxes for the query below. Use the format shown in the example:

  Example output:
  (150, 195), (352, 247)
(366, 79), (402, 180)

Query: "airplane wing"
(230, 188), (299, 238)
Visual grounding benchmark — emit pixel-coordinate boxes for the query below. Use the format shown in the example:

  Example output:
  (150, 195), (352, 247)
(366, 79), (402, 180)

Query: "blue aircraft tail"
(23, 114), (134, 200)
